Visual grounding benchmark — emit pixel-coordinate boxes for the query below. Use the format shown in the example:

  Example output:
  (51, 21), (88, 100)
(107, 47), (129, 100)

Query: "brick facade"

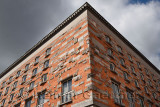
(0, 2), (160, 107)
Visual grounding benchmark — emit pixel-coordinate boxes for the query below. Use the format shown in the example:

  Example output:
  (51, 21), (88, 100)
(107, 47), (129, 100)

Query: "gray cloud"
(0, 0), (160, 73)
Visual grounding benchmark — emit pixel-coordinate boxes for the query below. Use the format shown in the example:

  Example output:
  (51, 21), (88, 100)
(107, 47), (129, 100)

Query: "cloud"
(0, 0), (160, 73)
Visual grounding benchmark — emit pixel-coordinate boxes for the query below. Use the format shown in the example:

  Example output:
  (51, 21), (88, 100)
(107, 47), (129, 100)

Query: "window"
(112, 82), (121, 105)
(137, 62), (141, 69)
(152, 92), (157, 100)
(148, 79), (152, 87)
(139, 97), (144, 107)
(0, 92), (2, 98)
(62, 79), (72, 104)
(2, 81), (6, 88)
(128, 54), (133, 62)
(107, 49), (113, 56)
(140, 73), (144, 81)
(105, 35), (111, 43)
(155, 85), (159, 92)
(110, 63), (115, 72)
(120, 58), (125, 66)
(13, 81), (18, 90)
(145, 69), (149, 76)
(32, 68), (37, 77)
(25, 98), (32, 107)
(42, 74), (47, 83)
(22, 75), (27, 83)
(16, 70), (21, 78)
(135, 80), (140, 88)
(46, 48), (51, 57)
(9, 76), (13, 83)
(44, 60), (49, 69)
(117, 46), (122, 53)
(1, 99), (5, 107)
(35, 56), (39, 64)
(4, 87), (9, 95)
(25, 64), (29, 71)
(148, 101), (153, 107)
(131, 66), (136, 74)
(29, 81), (34, 91)
(144, 86), (149, 94)
(19, 88), (24, 97)
(127, 91), (134, 107)
(37, 92), (45, 106)
(123, 72), (130, 82)
(9, 93), (14, 102)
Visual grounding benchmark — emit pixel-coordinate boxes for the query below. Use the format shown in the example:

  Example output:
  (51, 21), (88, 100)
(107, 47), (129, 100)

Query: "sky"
(0, 0), (160, 74)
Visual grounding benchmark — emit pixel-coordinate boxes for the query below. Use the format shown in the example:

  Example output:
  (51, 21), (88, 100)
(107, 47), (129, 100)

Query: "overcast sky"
(0, 0), (160, 74)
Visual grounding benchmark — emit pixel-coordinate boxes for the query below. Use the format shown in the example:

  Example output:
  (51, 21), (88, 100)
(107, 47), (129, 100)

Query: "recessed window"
(22, 75), (27, 83)
(42, 74), (47, 83)
(140, 73), (145, 81)
(1, 99), (6, 107)
(62, 78), (72, 104)
(4, 87), (9, 95)
(126, 91), (134, 107)
(25, 98), (32, 107)
(2, 81), (6, 88)
(145, 69), (149, 76)
(128, 54), (133, 62)
(19, 88), (24, 97)
(0, 92), (2, 98)
(29, 81), (34, 91)
(32, 68), (37, 77)
(135, 80), (140, 88)
(44, 60), (49, 69)
(37, 92), (45, 106)
(46, 48), (51, 57)
(137, 62), (141, 69)
(105, 35), (111, 43)
(25, 64), (29, 71)
(35, 56), (39, 63)
(9, 76), (13, 83)
(112, 82), (122, 105)
(107, 49), (113, 56)
(148, 79), (152, 87)
(144, 86), (149, 94)
(120, 58), (125, 66)
(131, 66), (136, 74)
(139, 97), (144, 107)
(9, 93), (14, 102)
(152, 92), (157, 100)
(16, 70), (21, 77)
(13, 81), (18, 90)
(123, 72), (129, 81)
(117, 46), (122, 53)
(110, 63), (115, 72)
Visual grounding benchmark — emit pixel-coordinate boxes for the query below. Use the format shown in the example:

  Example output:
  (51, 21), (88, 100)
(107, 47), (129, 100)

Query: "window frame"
(126, 90), (134, 107)
(46, 48), (51, 57)
(37, 91), (45, 106)
(25, 97), (32, 107)
(4, 87), (9, 95)
(29, 81), (34, 91)
(32, 68), (37, 77)
(43, 60), (49, 70)
(25, 64), (30, 71)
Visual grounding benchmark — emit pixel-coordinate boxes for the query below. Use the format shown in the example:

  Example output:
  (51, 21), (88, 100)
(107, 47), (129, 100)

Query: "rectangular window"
(0, 92), (2, 98)
(5, 87), (9, 95)
(139, 97), (144, 107)
(2, 81), (6, 88)
(35, 56), (39, 64)
(140, 73), (144, 81)
(135, 80), (140, 88)
(1, 99), (6, 106)
(13, 81), (18, 90)
(19, 88), (24, 96)
(32, 68), (37, 77)
(112, 82), (121, 105)
(25, 64), (29, 71)
(44, 60), (49, 69)
(137, 62), (141, 69)
(9, 76), (13, 83)
(148, 101), (153, 107)
(37, 92), (45, 106)
(16, 70), (21, 78)
(148, 79), (152, 87)
(9, 93), (14, 102)
(123, 72), (130, 82)
(22, 75), (27, 82)
(46, 48), (51, 56)
(62, 79), (72, 104)
(42, 74), (47, 82)
(144, 86), (149, 94)
(29, 81), (34, 91)
(127, 91), (134, 107)
(25, 98), (32, 107)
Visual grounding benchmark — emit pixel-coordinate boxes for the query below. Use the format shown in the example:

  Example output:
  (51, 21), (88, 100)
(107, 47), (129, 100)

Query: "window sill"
(28, 88), (33, 92)
(110, 70), (117, 74)
(31, 75), (36, 78)
(124, 79), (130, 83)
(8, 100), (12, 104)
(34, 62), (38, 66)
(108, 54), (114, 59)
(40, 81), (47, 85)
(43, 67), (49, 71)
(60, 100), (72, 106)
(20, 81), (25, 85)
(45, 54), (50, 58)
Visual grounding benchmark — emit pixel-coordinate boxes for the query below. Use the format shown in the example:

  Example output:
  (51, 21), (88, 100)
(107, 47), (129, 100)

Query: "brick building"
(0, 2), (160, 107)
